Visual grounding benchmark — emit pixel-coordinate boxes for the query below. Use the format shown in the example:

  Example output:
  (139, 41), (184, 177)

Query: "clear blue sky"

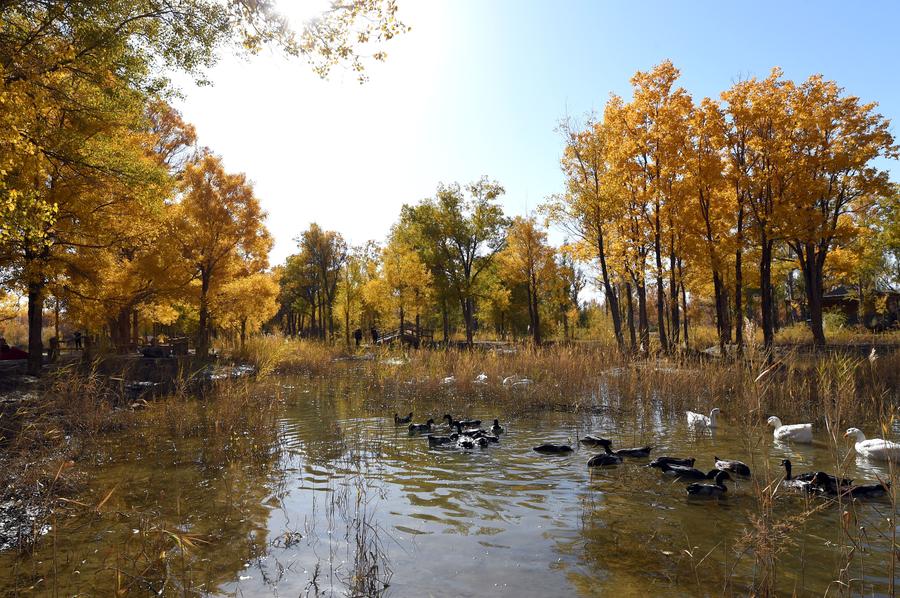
(176, 0), (899, 266)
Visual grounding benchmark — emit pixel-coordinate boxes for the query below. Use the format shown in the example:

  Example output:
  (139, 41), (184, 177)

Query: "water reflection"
(0, 373), (896, 596)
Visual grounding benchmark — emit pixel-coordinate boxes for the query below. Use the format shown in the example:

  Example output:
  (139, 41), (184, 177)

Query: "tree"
(296, 224), (347, 341)
(380, 234), (432, 337)
(611, 60), (693, 353)
(212, 272), (279, 350)
(498, 217), (557, 344)
(555, 248), (585, 340)
(405, 178), (509, 346)
(683, 97), (734, 353)
(548, 116), (626, 351)
(0, 88), (170, 372)
(783, 75), (896, 347)
(1, 0), (405, 372)
(172, 153), (271, 358)
(395, 203), (457, 341)
(336, 243), (378, 347)
(62, 102), (199, 349)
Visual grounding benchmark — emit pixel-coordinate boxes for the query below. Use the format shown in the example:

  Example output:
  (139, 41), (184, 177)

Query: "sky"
(173, 0), (900, 271)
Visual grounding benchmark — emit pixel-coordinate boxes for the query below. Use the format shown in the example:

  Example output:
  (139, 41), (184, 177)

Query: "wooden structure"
(376, 323), (434, 348)
(822, 285), (900, 330)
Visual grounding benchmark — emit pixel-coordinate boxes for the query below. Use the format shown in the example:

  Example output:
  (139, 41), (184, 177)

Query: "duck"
(456, 435), (490, 449)
(444, 414), (482, 430)
(844, 428), (900, 462)
(650, 456), (696, 468)
(427, 434), (453, 447)
(714, 456), (751, 477)
(490, 419), (504, 434)
(687, 471), (732, 497)
(451, 423), (499, 443)
(456, 436), (476, 449)
(843, 481), (890, 499)
(686, 408), (720, 429)
(587, 453), (623, 467)
(408, 418), (435, 433)
(453, 422), (482, 436)
(580, 435), (610, 447)
(596, 438), (652, 458)
(767, 416), (813, 443)
(780, 459), (852, 488)
(394, 412), (413, 425)
(657, 462), (719, 481)
(533, 444), (573, 454)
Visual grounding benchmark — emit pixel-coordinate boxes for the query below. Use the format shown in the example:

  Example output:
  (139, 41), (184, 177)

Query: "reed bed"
(282, 341), (900, 428)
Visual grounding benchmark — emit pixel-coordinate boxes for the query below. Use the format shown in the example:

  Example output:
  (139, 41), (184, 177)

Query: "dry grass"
(329, 341), (898, 427)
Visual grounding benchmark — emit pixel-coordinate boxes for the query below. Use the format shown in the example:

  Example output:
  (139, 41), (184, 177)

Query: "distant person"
(353, 328), (363, 347)
(370, 327), (379, 344)
(0, 337), (8, 352)
(73, 330), (82, 349)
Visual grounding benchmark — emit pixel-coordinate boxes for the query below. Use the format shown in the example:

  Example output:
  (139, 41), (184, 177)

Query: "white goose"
(767, 416), (813, 444)
(844, 428), (900, 462)
(686, 408), (720, 429)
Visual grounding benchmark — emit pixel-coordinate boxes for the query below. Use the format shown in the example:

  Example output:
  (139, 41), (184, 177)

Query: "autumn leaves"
(550, 61), (896, 354)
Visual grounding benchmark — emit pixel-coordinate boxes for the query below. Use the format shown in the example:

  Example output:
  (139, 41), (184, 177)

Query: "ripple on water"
(3, 377), (897, 598)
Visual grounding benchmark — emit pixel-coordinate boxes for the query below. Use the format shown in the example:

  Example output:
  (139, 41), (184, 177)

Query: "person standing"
(353, 328), (363, 347)
(73, 330), (82, 349)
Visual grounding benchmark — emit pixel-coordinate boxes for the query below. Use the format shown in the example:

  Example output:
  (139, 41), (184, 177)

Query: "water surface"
(2, 371), (896, 596)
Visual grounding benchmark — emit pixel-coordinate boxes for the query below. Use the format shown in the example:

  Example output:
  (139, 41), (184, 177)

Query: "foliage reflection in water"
(0, 373), (897, 596)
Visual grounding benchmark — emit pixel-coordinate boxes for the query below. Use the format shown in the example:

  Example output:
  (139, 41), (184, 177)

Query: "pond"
(1, 370), (897, 596)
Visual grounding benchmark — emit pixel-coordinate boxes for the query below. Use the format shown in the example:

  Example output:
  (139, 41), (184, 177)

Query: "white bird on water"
(767, 416), (813, 444)
(844, 427), (900, 461)
(686, 407), (720, 429)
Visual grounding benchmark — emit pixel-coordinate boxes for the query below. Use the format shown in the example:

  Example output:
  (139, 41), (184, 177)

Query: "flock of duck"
(394, 412), (504, 449)
(395, 407), (897, 500)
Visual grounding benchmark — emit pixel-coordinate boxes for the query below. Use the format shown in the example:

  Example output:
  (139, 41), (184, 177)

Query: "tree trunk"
(461, 297), (474, 347)
(344, 305), (351, 348)
(54, 297), (60, 341)
(131, 309), (139, 347)
(197, 272), (211, 358)
(27, 280), (44, 376)
(636, 279), (649, 356)
(653, 237), (668, 353)
(240, 318), (247, 351)
(669, 243), (680, 347)
(712, 271), (727, 354)
(111, 308), (131, 352)
(596, 232), (625, 352)
(797, 242), (827, 348)
(442, 298), (449, 343)
(530, 281), (541, 346)
(759, 237), (774, 351)
(625, 281), (637, 353)
(734, 206), (744, 354)
(680, 279), (689, 348)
